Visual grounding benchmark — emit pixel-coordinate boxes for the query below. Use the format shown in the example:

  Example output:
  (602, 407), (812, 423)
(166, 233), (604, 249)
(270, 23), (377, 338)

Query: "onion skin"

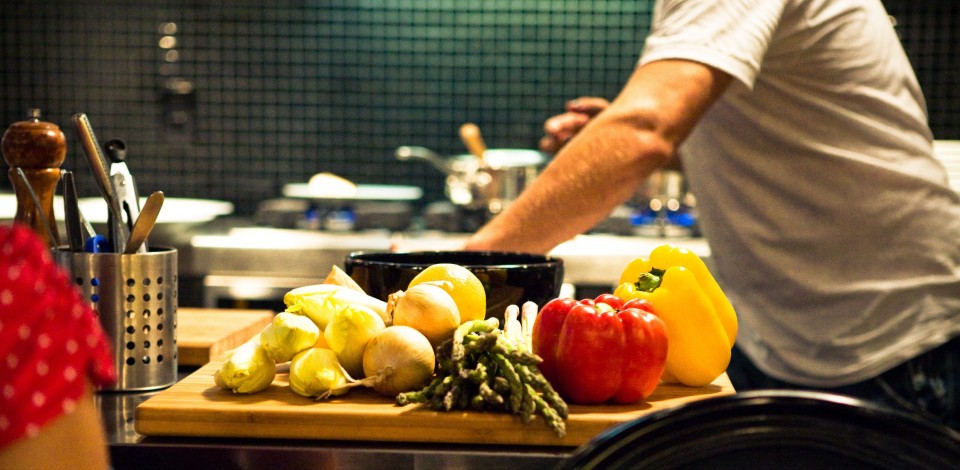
(390, 283), (460, 348)
(362, 326), (436, 397)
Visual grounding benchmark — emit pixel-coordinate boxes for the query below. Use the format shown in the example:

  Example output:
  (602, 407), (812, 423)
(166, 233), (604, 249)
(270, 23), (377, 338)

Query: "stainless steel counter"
(189, 227), (710, 307)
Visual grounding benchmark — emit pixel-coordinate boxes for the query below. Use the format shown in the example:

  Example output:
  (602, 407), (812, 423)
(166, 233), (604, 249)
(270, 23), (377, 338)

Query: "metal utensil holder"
(57, 247), (178, 391)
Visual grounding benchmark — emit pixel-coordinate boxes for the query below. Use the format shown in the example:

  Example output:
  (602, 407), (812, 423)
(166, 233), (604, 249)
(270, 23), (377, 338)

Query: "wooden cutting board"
(176, 308), (274, 366)
(136, 361), (735, 447)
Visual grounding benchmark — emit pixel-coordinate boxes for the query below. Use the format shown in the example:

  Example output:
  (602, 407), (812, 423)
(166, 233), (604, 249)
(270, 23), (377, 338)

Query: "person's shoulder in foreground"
(0, 224), (116, 469)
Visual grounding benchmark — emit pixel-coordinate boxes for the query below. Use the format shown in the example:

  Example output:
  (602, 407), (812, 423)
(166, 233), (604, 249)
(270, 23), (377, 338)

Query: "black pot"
(344, 250), (564, 323)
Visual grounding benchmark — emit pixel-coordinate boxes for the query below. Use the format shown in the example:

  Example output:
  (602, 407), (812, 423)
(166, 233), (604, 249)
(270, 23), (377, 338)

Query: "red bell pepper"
(532, 295), (668, 405)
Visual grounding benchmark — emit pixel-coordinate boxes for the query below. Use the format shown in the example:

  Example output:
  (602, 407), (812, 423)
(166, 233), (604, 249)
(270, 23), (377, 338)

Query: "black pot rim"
(345, 250), (562, 270)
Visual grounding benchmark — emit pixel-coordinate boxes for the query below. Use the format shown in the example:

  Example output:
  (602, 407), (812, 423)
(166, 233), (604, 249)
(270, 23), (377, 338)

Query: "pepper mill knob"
(2, 108), (66, 247)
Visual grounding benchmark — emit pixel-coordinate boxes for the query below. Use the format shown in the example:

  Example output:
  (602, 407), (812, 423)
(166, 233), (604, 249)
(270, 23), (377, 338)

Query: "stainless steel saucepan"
(395, 144), (548, 215)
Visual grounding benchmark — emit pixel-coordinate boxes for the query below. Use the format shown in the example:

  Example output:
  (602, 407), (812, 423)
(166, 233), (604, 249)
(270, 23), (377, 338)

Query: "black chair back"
(560, 390), (960, 470)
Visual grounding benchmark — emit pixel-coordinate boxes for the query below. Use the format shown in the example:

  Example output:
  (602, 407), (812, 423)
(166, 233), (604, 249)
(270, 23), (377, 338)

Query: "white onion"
(361, 326), (436, 397)
(389, 282), (460, 347)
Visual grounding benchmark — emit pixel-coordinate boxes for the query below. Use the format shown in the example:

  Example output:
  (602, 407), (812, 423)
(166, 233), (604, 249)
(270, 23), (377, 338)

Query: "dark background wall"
(2, 1), (956, 215)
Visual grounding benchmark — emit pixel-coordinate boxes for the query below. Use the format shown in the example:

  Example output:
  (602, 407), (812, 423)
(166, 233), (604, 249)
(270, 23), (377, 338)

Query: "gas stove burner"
(254, 198), (414, 232)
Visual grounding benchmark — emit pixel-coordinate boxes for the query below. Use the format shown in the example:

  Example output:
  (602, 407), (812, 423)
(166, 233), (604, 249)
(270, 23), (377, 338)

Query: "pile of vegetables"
(213, 244), (737, 440)
(213, 262), (569, 436)
(214, 265), (448, 399)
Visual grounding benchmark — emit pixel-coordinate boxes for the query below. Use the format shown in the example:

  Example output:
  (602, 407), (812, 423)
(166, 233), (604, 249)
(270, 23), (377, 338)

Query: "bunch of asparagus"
(396, 313), (569, 438)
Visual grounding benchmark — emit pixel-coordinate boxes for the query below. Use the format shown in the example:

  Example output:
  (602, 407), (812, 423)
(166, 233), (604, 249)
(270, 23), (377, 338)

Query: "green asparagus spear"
(517, 364), (569, 418)
(532, 390), (567, 437)
(520, 383), (537, 424)
(492, 353), (523, 413)
(451, 318), (500, 364)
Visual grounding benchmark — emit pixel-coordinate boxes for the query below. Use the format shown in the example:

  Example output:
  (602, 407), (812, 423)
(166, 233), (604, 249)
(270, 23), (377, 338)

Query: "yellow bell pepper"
(613, 245), (737, 387)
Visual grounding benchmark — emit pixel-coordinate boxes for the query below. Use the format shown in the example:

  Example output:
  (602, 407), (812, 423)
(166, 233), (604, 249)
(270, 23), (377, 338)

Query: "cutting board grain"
(136, 361), (735, 447)
(176, 308), (274, 366)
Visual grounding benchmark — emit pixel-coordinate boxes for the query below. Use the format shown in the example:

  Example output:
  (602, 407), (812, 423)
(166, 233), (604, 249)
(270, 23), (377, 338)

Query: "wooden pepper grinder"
(2, 108), (66, 247)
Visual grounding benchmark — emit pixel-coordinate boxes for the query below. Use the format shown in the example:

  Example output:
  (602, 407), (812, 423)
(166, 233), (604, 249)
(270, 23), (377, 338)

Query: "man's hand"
(539, 97), (610, 153)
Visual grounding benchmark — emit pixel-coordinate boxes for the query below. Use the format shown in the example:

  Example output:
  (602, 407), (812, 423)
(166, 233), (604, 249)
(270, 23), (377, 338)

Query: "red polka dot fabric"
(0, 224), (116, 448)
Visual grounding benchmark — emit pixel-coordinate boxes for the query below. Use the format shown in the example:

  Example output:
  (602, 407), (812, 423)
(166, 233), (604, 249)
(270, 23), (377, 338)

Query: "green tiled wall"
(1, 1), (955, 214)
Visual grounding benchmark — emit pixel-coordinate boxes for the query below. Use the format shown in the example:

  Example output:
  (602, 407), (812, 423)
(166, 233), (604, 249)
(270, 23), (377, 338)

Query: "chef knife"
(61, 170), (84, 251)
(61, 169), (100, 251)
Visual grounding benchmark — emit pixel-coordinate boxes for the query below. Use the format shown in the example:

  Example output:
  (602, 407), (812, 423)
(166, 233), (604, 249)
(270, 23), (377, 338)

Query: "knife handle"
(103, 139), (127, 163)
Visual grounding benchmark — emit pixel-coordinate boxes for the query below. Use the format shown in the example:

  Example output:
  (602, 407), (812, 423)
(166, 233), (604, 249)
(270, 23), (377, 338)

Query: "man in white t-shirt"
(464, 0), (960, 428)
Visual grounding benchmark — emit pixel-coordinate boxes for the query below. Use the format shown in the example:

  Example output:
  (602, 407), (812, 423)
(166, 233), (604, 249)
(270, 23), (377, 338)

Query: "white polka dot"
(66, 340), (79, 354)
(32, 391), (45, 407)
(36, 361), (49, 377)
(0, 289), (12, 306)
(3, 384), (14, 399)
(72, 304), (84, 319)
(62, 398), (76, 413)
(64, 366), (78, 382)
(6, 265), (20, 280)
(0, 415), (8, 431)
(1, 242), (12, 255)
(18, 325), (30, 341)
(86, 334), (98, 348)
(25, 423), (39, 438)
(37, 333), (52, 349)
(34, 279), (45, 293)
(5, 354), (17, 369)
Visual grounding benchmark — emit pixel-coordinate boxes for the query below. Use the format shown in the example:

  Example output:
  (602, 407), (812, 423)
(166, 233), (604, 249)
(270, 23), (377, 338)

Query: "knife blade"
(61, 170), (84, 251)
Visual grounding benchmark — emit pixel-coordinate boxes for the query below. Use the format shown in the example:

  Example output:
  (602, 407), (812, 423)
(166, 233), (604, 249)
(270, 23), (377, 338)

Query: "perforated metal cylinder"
(57, 247), (178, 391)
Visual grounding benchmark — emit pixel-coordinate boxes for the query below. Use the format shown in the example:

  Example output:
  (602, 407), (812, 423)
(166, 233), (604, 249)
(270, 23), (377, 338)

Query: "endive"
(324, 304), (386, 378)
(260, 311), (321, 363)
(213, 339), (277, 394)
(284, 283), (389, 330)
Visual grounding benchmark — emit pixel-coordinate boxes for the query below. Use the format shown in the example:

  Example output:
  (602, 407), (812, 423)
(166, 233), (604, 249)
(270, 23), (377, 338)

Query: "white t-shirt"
(640, 0), (960, 387)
